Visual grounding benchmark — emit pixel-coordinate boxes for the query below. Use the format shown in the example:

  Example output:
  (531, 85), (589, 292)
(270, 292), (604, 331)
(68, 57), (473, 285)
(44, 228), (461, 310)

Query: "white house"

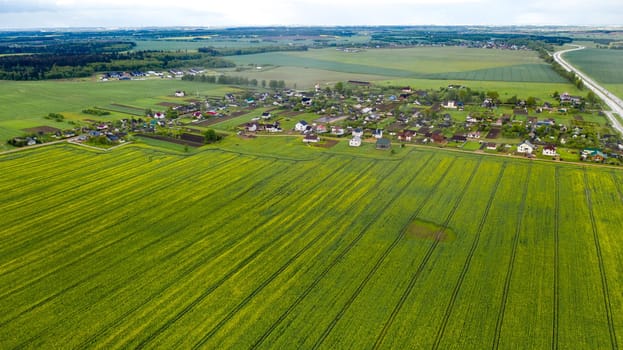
(154, 112), (166, 119)
(517, 140), (535, 154)
(349, 137), (362, 147)
(175, 90), (185, 97)
(331, 126), (345, 136)
(352, 127), (364, 138)
(372, 129), (383, 139)
(542, 144), (557, 156)
(295, 120), (309, 132)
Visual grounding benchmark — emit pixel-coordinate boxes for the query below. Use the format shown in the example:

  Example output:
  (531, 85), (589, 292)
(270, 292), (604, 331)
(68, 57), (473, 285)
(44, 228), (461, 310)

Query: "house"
(376, 138), (391, 150)
(265, 124), (282, 133)
(582, 148), (606, 162)
(175, 90), (185, 97)
(352, 128), (364, 138)
(295, 120), (309, 132)
(443, 100), (458, 109)
(154, 112), (166, 119)
(246, 122), (259, 132)
(372, 129), (383, 139)
(349, 137), (362, 147)
(431, 130), (445, 144)
(542, 144), (557, 156)
(467, 131), (481, 139)
(397, 130), (415, 142)
(261, 112), (272, 120)
(517, 140), (535, 154)
(451, 135), (467, 143)
(315, 124), (328, 134)
(331, 126), (345, 136)
(301, 97), (313, 106)
(486, 143), (497, 150)
(303, 134), (320, 143)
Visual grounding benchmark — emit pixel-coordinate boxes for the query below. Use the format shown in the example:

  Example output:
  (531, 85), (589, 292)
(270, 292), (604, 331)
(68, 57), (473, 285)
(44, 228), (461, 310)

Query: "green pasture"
(564, 48), (623, 85)
(0, 79), (236, 145)
(1, 140), (623, 348)
(227, 47), (566, 83)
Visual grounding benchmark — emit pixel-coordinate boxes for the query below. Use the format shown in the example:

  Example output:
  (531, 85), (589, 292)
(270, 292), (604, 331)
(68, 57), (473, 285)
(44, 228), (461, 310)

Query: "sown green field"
(564, 48), (623, 99)
(1, 140), (622, 349)
(227, 47), (567, 84)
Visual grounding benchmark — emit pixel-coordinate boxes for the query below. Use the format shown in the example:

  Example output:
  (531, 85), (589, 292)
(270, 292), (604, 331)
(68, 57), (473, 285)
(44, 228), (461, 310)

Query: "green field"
(0, 79), (237, 146)
(564, 48), (623, 98)
(1, 139), (622, 349)
(227, 47), (567, 84)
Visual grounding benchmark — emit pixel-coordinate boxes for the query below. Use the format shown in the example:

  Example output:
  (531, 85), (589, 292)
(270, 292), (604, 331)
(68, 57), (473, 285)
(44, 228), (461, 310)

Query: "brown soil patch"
(23, 126), (61, 134)
(405, 220), (455, 242)
(314, 139), (338, 148)
(157, 102), (178, 107)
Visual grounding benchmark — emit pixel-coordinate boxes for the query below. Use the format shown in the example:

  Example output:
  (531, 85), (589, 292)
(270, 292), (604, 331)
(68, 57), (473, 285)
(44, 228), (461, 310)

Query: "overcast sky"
(0, 0), (621, 29)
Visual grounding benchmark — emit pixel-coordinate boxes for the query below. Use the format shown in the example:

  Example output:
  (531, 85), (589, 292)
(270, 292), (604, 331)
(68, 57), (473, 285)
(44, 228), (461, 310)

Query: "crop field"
(564, 48), (623, 99)
(1, 140), (623, 349)
(227, 47), (567, 84)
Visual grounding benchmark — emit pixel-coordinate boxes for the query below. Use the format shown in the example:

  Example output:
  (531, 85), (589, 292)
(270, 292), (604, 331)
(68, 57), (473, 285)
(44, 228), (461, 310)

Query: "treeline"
(0, 51), (234, 80)
(371, 31), (573, 46)
(538, 48), (583, 89)
(0, 40), (135, 55)
(182, 74), (285, 88)
(198, 45), (308, 56)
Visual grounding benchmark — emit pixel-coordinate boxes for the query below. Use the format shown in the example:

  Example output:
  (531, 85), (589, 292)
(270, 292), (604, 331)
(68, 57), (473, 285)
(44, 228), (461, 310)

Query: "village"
(10, 81), (622, 164)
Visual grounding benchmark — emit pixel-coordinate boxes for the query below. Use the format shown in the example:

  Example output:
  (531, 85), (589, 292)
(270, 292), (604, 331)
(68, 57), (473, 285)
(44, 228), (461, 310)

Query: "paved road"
(553, 45), (623, 135)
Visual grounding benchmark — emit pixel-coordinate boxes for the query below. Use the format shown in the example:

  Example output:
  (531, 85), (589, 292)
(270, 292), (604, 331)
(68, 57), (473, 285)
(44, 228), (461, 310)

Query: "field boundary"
(431, 162), (507, 350)
(492, 163), (532, 350)
(583, 169), (618, 349)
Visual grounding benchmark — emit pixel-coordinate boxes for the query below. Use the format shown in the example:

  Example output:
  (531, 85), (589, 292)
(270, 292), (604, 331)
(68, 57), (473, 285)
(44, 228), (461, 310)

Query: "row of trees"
(181, 74), (286, 89)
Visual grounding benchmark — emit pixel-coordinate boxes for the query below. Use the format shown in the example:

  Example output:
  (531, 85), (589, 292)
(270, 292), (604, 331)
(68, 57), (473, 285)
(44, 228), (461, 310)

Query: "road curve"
(553, 45), (623, 135)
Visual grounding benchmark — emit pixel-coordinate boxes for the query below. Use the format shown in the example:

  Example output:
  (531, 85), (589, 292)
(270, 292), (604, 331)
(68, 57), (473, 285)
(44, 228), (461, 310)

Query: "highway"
(552, 45), (623, 135)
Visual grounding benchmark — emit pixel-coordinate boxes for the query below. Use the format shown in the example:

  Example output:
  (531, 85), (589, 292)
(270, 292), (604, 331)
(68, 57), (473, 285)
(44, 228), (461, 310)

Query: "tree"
(261, 80), (266, 88)
(486, 91), (499, 102)
(204, 129), (221, 143)
(334, 81), (344, 94)
(526, 96), (537, 107)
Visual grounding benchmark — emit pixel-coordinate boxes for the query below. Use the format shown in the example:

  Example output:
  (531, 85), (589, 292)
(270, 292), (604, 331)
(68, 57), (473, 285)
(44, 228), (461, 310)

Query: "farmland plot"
(1, 143), (623, 349)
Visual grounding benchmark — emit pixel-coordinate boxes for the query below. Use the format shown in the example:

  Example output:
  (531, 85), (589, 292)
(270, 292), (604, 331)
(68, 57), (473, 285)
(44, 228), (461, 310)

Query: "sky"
(0, 0), (622, 29)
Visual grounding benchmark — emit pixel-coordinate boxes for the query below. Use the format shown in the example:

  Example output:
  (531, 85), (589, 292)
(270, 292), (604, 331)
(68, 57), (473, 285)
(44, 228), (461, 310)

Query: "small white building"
(542, 145), (557, 156)
(372, 129), (383, 139)
(175, 90), (185, 97)
(349, 137), (362, 147)
(517, 140), (535, 154)
(295, 120), (309, 132)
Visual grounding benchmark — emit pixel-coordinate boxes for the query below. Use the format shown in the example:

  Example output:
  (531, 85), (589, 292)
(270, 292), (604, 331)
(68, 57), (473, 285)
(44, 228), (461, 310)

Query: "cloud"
(0, 0), (621, 28)
(0, 0), (58, 13)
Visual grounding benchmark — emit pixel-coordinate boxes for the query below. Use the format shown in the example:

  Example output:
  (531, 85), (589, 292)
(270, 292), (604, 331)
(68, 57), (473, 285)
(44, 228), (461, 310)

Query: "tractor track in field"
(583, 169), (618, 350)
(189, 160), (384, 349)
(372, 158), (483, 350)
(70, 157), (338, 349)
(248, 154), (435, 350)
(492, 164), (532, 350)
(1, 152), (243, 229)
(552, 167), (561, 350)
(0, 155), (257, 284)
(132, 158), (366, 349)
(310, 157), (458, 350)
(431, 162), (507, 350)
(2, 159), (287, 332)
